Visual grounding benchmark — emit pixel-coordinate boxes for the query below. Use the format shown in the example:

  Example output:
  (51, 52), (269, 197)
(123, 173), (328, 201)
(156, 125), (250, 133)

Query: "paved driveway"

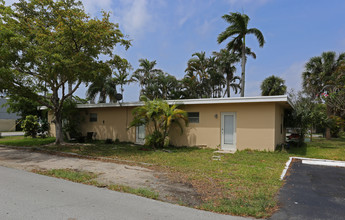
(271, 159), (345, 220)
(0, 166), (249, 220)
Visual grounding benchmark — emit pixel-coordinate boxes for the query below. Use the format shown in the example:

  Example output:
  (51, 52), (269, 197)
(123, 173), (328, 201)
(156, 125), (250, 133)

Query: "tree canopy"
(0, 0), (131, 144)
(260, 75), (287, 96)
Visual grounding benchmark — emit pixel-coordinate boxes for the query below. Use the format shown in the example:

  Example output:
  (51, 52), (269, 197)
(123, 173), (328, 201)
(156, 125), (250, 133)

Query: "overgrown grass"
(36, 169), (159, 200)
(3, 137), (345, 217)
(36, 169), (98, 183)
(44, 143), (289, 218)
(108, 184), (159, 199)
(0, 136), (55, 146)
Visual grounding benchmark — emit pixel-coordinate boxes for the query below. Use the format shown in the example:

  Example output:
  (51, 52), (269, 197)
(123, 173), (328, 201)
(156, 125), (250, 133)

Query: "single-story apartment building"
(49, 95), (292, 151)
(0, 98), (20, 132)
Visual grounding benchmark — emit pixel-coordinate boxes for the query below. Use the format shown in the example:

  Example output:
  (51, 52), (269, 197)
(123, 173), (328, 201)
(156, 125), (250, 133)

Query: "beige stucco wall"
(79, 107), (136, 142)
(0, 119), (16, 132)
(169, 103), (277, 151)
(49, 101), (288, 151)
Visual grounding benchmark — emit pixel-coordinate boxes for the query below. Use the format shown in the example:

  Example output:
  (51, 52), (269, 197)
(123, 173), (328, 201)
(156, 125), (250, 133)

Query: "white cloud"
(280, 61), (305, 93)
(176, 0), (197, 27)
(115, 0), (152, 38)
(197, 17), (218, 36)
(81, 0), (113, 15)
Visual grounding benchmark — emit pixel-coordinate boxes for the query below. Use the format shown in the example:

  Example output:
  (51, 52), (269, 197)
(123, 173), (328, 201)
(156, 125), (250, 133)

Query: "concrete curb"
(280, 156), (345, 180)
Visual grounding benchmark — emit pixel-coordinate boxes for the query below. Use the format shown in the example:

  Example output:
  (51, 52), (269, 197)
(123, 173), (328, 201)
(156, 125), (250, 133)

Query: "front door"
(136, 125), (145, 144)
(221, 112), (236, 151)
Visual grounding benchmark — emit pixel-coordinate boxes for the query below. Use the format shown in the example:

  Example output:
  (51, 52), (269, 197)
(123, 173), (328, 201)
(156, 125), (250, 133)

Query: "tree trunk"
(325, 104), (332, 140)
(54, 111), (64, 145)
(226, 73), (230, 97)
(240, 37), (246, 97)
(310, 126), (313, 142)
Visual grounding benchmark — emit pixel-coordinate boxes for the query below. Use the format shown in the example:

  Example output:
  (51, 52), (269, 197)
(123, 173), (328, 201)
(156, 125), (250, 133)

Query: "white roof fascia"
(76, 95), (291, 109)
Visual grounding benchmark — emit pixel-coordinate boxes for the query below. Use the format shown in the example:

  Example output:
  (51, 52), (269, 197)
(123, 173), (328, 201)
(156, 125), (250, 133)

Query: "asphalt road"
(0, 166), (249, 220)
(270, 160), (345, 220)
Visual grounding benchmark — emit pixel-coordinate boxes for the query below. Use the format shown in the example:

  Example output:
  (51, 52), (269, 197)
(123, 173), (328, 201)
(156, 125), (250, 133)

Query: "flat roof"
(76, 95), (293, 109)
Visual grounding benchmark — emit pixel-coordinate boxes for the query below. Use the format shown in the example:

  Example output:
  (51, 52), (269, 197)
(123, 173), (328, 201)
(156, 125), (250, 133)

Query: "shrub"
(145, 130), (164, 148)
(38, 118), (50, 137)
(21, 115), (40, 138)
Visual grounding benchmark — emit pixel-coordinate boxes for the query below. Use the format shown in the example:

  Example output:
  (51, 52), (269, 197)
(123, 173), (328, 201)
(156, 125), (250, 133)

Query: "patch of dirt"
(0, 147), (202, 206)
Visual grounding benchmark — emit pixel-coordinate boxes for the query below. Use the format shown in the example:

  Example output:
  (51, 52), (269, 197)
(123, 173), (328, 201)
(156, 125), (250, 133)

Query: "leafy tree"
(286, 91), (327, 142)
(21, 115), (40, 138)
(61, 96), (86, 139)
(302, 51), (345, 139)
(260, 75), (287, 96)
(143, 72), (181, 100)
(86, 75), (118, 103)
(130, 96), (188, 148)
(218, 12), (265, 97)
(185, 52), (209, 83)
(207, 56), (226, 98)
(0, 0), (130, 144)
(108, 55), (133, 101)
(4, 95), (40, 119)
(185, 52), (212, 98)
(180, 73), (200, 99)
(213, 49), (241, 97)
(132, 59), (163, 96)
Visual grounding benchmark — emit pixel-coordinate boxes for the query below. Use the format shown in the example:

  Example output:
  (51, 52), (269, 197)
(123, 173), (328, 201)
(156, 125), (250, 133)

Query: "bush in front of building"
(21, 115), (40, 138)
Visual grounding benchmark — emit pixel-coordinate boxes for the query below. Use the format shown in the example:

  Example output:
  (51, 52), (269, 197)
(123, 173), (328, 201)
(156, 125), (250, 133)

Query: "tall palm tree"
(132, 59), (163, 96)
(213, 49), (241, 97)
(86, 76), (117, 103)
(260, 75), (287, 96)
(302, 51), (345, 139)
(108, 55), (133, 101)
(217, 12), (265, 97)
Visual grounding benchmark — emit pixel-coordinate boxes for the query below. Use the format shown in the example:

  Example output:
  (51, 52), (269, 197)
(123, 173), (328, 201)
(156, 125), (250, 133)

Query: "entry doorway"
(221, 112), (237, 151)
(136, 125), (145, 144)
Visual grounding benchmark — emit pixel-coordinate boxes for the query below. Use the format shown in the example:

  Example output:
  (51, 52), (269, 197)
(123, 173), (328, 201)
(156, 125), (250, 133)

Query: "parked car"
(287, 133), (300, 142)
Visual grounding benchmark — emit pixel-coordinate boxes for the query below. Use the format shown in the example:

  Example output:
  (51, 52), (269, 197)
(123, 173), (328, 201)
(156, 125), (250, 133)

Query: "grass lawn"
(44, 143), (289, 218)
(0, 136), (55, 146)
(288, 137), (345, 161)
(1, 137), (344, 218)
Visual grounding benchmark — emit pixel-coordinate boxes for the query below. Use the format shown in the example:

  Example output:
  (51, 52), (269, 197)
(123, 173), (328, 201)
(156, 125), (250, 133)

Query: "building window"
(188, 112), (199, 123)
(90, 113), (97, 122)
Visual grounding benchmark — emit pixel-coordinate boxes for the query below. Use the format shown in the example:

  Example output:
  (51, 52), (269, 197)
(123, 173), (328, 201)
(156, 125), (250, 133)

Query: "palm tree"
(218, 12), (265, 97)
(130, 96), (188, 148)
(213, 49), (241, 97)
(108, 55), (133, 101)
(185, 51), (209, 83)
(302, 51), (345, 139)
(260, 75), (287, 96)
(132, 59), (163, 96)
(86, 76), (117, 103)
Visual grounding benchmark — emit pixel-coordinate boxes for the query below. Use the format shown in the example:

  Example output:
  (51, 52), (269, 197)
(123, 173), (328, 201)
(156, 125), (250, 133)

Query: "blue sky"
(6, 0), (345, 101)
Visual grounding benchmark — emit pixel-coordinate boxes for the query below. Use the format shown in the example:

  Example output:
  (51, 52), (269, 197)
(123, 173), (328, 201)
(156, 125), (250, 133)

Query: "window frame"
(187, 112), (200, 123)
(89, 113), (98, 122)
